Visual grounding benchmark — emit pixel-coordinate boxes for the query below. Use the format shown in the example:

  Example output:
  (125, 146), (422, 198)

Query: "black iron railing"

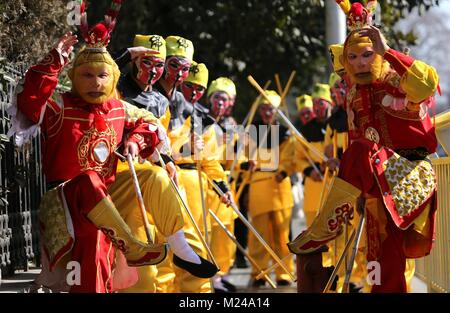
(0, 65), (45, 280)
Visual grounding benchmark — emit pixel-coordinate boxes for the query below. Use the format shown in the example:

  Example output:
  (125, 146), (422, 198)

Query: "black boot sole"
(173, 254), (219, 278)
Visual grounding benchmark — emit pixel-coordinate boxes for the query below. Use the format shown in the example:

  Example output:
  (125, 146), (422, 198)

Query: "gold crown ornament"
(335, 0), (377, 31)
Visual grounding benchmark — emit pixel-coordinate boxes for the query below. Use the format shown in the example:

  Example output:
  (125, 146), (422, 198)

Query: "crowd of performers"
(7, 0), (440, 293)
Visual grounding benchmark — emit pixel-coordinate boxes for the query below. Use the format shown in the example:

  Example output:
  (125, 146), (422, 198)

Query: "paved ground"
(0, 267), (42, 293)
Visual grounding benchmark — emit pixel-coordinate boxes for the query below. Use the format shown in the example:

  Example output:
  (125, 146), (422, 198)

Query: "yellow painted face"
(72, 62), (117, 104)
(342, 32), (384, 85)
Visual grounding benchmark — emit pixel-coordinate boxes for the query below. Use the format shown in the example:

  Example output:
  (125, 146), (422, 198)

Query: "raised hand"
(357, 25), (390, 56)
(127, 47), (159, 60)
(54, 32), (78, 60)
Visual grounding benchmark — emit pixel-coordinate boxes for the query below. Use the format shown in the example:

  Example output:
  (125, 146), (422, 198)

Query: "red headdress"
(335, 0), (377, 31)
(78, 0), (125, 50)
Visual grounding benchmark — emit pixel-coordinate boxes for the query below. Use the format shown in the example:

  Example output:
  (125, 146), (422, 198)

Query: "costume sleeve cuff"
(213, 180), (230, 196)
(383, 48), (415, 76)
(31, 49), (67, 76)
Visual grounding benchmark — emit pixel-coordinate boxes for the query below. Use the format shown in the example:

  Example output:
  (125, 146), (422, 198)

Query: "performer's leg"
(288, 176), (361, 254)
(60, 171), (118, 292)
(303, 178), (323, 227)
(68, 171), (165, 268)
(172, 214), (212, 293)
(370, 214), (407, 293)
(208, 188), (237, 291)
(115, 207), (158, 293)
(405, 259), (416, 293)
(219, 221), (238, 290)
(110, 163), (217, 282)
(154, 250), (176, 293)
(210, 221), (235, 291)
(273, 209), (295, 283)
(288, 139), (382, 255)
(110, 162), (184, 238)
(172, 169), (213, 292)
(248, 212), (272, 284)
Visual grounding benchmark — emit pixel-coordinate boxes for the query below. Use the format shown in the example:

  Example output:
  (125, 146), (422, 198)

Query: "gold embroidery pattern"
(383, 155), (435, 217)
(39, 52), (55, 66)
(327, 203), (354, 233)
(100, 227), (129, 253)
(386, 72), (401, 88)
(38, 188), (73, 265)
(347, 85), (357, 109)
(374, 108), (394, 148)
(77, 125), (117, 177)
(366, 209), (381, 261)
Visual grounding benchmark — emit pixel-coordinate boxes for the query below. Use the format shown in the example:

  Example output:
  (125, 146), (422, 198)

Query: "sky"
(395, 1), (450, 113)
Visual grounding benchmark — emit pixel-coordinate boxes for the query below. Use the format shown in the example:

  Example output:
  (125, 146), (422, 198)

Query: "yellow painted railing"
(415, 157), (450, 293)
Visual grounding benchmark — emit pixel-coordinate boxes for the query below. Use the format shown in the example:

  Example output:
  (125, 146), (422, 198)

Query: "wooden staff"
(228, 80), (272, 184)
(114, 151), (155, 244)
(235, 73), (300, 203)
(323, 212), (365, 293)
(255, 254), (293, 281)
(209, 209), (277, 289)
(247, 75), (328, 163)
(275, 71), (296, 119)
(193, 132), (210, 248)
(342, 213), (366, 293)
(126, 154), (155, 244)
(154, 149), (219, 269)
(207, 177), (296, 282)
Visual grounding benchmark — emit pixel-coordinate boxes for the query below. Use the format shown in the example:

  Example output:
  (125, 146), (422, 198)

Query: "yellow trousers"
(302, 177), (323, 227)
(156, 168), (212, 293)
(303, 175), (338, 271)
(109, 161), (184, 293)
(248, 209), (294, 281)
(208, 188), (237, 276)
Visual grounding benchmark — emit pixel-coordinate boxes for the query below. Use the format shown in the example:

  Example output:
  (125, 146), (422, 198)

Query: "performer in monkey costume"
(289, 0), (439, 293)
(10, 2), (168, 292)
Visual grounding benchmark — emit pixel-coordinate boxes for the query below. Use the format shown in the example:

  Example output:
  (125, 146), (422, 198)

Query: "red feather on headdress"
(78, 0), (125, 48)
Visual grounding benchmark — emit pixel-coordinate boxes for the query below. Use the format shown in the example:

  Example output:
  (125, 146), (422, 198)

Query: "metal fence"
(0, 64), (46, 281)
(415, 157), (450, 293)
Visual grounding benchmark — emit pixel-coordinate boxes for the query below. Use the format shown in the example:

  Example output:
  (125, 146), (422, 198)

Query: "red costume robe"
(339, 48), (438, 292)
(15, 49), (159, 292)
